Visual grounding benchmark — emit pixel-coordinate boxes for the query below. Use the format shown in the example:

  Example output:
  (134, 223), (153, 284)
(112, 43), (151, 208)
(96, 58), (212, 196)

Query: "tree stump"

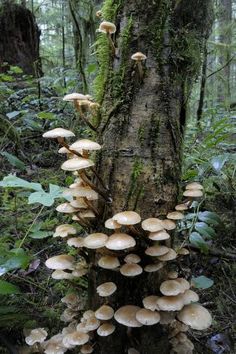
(0, 1), (41, 76)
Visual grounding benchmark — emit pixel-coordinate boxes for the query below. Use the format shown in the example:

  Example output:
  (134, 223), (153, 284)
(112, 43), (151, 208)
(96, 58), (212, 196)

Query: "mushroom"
(62, 331), (89, 346)
(95, 305), (114, 320)
(175, 203), (189, 211)
(120, 263), (143, 277)
(144, 262), (164, 273)
(51, 270), (75, 280)
(56, 203), (77, 214)
(53, 224), (77, 238)
(105, 218), (121, 230)
(112, 211), (141, 234)
(105, 233), (136, 250)
(148, 230), (170, 241)
(177, 304), (212, 330)
(145, 245), (169, 257)
(81, 344), (94, 353)
(167, 271), (179, 279)
(45, 255), (75, 270)
(124, 253), (141, 264)
(63, 93), (88, 101)
(160, 280), (185, 296)
(143, 296), (159, 311)
(131, 52), (147, 79)
(67, 237), (84, 248)
(69, 139), (101, 158)
(98, 21), (116, 54)
(25, 328), (48, 346)
(98, 255), (120, 269)
(97, 323), (116, 336)
(114, 305), (142, 327)
(142, 218), (164, 232)
(96, 282), (117, 297)
(167, 211), (184, 220)
(182, 290), (199, 305)
(157, 248), (177, 261)
(83, 233), (108, 249)
(183, 189), (203, 198)
(185, 182), (203, 190)
(157, 295), (185, 311)
(42, 128), (75, 139)
(61, 157), (94, 171)
(136, 308), (160, 326)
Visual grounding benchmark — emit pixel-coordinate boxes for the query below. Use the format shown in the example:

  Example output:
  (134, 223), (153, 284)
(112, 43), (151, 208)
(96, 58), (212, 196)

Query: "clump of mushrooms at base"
(24, 12), (212, 354)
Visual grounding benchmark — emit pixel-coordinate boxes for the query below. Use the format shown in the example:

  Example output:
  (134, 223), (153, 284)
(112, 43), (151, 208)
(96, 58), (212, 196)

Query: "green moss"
(126, 158), (144, 204)
(93, 0), (124, 103)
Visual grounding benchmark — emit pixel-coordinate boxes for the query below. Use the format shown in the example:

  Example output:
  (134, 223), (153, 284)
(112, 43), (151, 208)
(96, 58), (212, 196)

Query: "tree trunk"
(0, 0), (41, 76)
(89, 1), (213, 353)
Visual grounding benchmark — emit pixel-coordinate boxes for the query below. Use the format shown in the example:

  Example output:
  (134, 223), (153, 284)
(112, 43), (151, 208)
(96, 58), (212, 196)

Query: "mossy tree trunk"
(0, 0), (41, 76)
(89, 1), (213, 353)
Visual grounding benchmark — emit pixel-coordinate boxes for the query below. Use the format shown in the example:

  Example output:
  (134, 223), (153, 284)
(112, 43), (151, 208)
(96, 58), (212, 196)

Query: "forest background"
(0, 0), (235, 353)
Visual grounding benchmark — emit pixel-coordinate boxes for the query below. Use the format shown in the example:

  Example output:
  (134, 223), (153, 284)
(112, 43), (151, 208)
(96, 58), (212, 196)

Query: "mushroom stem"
(75, 102), (97, 132)
(137, 61), (143, 80)
(127, 225), (141, 237)
(75, 213), (91, 228)
(107, 32), (116, 55)
(79, 171), (110, 202)
(84, 197), (100, 216)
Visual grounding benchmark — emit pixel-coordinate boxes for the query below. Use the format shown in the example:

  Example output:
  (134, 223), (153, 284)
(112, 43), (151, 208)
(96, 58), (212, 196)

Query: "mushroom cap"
(63, 93), (87, 101)
(157, 248), (177, 261)
(45, 255), (74, 270)
(79, 210), (96, 218)
(161, 219), (176, 230)
(83, 310), (95, 320)
(143, 296), (159, 311)
(95, 305), (114, 320)
(186, 182), (203, 190)
(53, 224), (77, 238)
(128, 349), (140, 354)
(131, 52), (147, 61)
(157, 295), (184, 311)
(69, 139), (101, 152)
(64, 186), (98, 200)
(25, 328), (48, 345)
(177, 304), (212, 330)
(145, 245), (169, 257)
(98, 255), (120, 269)
(141, 218), (164, 232)
(136, 308), (160, 326)
(51, 270), (74, 280)
(177, 247), (190, 255)
(175, 203), (189, 211)
(84, 233), (108, 249)
(160, 280), (185, 296)
(97, 323), (116, 336)
(63, 331), (89, 346)
(112, 211), (141, 225)
(106, 233), (136, 250)
(124, 253), (141, 264)
(120, 263), (143, 277)
(43, 128), (75, 139)
(67, 237), (84, 248)
(167, 270), (179, 279)
(58, 146), (71, 154)
(61, 157), (94, 171)
(80, 344), (94, 354)
(84, 317), (100, 331)
(148, 230), (170, 241)
(114, 305), (142, 327)
(182, 290), (199, 305)
(98, 21), (116, 34)
(167, 211), (184, 220)
(183, 189), (203, 197)
(61, 293), (79, 306)
(96, 282), (117, 297)
(144, 262), (164, 273)
(70, 198), (88, 209)
(105, 218), (121, 230)
(56, 203), (77, 214)
(175, 278), (190, 291)
(76, 322), (89, 333)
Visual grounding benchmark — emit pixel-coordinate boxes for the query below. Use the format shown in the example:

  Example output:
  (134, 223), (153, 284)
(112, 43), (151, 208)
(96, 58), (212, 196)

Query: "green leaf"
(189, 232), (208, 252)
(0, 249), (30, 275)
(86, 63), (97, 74)
(1, 152), (26, 171)
(0, 280), (21, 294)
(198, 211), (221, 226)
(195, 222), (216, 239)
(191, 275), (214, 289)
(0, 175), (43, 191)
(28, 191), (54, 206)
(6, 111), (21, 119)
(29, 230), (53, 239)
(37, 111), (56, 120)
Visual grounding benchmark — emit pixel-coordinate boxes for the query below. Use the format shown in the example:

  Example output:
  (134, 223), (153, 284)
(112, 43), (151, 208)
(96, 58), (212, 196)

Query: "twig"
(207, 55), (235, 79)
(187, 243), (236, 259)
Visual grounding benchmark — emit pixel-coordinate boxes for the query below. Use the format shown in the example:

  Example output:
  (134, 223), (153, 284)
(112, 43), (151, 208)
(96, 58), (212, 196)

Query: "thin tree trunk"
(88, 1), (214, 353)
(197, 41), (208, 123)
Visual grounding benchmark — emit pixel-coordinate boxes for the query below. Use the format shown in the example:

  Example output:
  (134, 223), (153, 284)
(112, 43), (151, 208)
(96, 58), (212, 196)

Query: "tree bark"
(88, 1), (213, 353)
(0, 0), (41, 76)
